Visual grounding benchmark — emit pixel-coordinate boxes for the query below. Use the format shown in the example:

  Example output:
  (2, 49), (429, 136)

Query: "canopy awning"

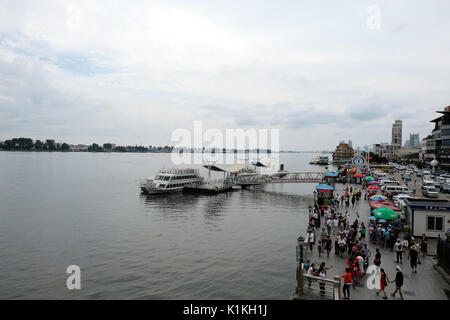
(204, 164), (226, 172)
(370, 200), (402, 212)
(226, 164), (247, 173)
(316, 184), (334, 191)
(324, 171), (338, 177)
(251, 161), (267, 167)
(204, 163), (247, 173)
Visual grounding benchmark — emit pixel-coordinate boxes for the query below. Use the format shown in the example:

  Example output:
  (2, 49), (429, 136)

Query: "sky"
(0, 0), (449, 150)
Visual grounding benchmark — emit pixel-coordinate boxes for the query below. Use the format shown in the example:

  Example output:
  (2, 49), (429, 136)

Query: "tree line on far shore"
(0, 137), (174, 153)
(0, 138), (69, 151)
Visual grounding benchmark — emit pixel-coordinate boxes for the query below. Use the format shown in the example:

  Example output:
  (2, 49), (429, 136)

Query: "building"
(420, 135), (434, 163)
(371, 143), (396, 159)
(391, 120), (402, 150)
(70, 144), (89, 151)
(348, 140), (353, 148)
(428, 106), (450, 166)
(409, 133), (420, 148)
(332, 142), (354, 162)
(404, 139), (410, 148)
(404, 199), (450, 238)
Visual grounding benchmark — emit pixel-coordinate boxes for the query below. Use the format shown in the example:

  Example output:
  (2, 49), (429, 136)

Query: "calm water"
(0, 152), (330, 299)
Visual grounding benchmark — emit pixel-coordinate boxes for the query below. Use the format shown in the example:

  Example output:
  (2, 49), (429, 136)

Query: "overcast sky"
(0, 0), (449, 150)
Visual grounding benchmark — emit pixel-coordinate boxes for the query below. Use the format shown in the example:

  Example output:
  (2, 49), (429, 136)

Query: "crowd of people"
(303, 182), (430, 300)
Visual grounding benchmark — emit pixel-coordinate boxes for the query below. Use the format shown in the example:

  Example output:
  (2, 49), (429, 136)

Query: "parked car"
(440, 182), (450, 193)
(393, 194), (414, 208)
(422, 186), (439, 198)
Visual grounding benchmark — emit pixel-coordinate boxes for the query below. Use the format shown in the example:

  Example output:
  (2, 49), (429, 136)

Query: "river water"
(0, 151), (331, 299)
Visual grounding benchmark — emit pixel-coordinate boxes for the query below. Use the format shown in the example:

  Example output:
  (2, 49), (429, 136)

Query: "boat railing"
(205, 178), (234, 186)
(159, 168), (199, 175)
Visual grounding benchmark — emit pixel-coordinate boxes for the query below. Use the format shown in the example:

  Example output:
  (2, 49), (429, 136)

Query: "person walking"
(401, 236), (409, 259)
(334, 233), (340, 255)
(325, 235), (332, 258)
(306, 263), (316, 290)
(391, 266), (404, 300)
(333, 217), (339, 235)
(338, 235), (346, 258)
(374, 248), (381, 267)
(362, 243), (371, 264)
(326, 218), (332, 235)
(376, 268), (390, 299)
(409, 245), (419, 273)
(421, 234), (428, 258)
(360, 223), (366, 240)
(394, 238), (403, 264)
(318, 239), (323, 258)
(341, 268), (352, 300)
(309, 230), (315, 252)
(350, 259), (360, 289)
(318, 266), (327, 296)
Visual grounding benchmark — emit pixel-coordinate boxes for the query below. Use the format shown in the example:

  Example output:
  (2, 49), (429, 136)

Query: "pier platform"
(300, 183), (450, 300)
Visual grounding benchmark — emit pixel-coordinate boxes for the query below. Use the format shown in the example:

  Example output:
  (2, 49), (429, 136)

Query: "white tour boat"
(140, 168), (204, 194)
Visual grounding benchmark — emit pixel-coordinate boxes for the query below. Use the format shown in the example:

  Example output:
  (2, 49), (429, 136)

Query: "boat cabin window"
(159, 184), (167, 188)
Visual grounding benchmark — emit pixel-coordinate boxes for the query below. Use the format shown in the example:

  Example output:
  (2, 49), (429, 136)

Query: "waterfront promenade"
(300, 182), (450, 300)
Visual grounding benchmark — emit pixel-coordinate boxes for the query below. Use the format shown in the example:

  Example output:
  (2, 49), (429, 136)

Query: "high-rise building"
(392, 120), (402, 149)
(348, 140), (353, 148)
(409, 133), (420, 148)
(429, 106), (450, 165)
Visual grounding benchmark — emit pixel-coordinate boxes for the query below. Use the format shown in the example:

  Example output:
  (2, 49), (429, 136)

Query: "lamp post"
(296, 236), (305, 295)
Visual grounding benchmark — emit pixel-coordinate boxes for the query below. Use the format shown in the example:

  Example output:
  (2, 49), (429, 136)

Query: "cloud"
(0, 0), (449, 149)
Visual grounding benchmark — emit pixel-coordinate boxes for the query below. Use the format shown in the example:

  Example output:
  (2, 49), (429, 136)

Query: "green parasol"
(364, 176), (375, 182)
(372, 207), (399, 220)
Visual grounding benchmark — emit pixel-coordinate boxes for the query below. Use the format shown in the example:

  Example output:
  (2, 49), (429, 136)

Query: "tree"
(88, 143), (103, 152)
(103, 143), (113, 150)
(61, 143), (70, 151)
(46, 139), (56, 151)
(35, 140), (44, 150)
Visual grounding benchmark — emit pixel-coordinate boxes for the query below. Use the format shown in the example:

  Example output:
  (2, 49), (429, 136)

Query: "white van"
(379, 179), (399, 187)
(384, 185), (410, 196)
(375, 172), (388, 178)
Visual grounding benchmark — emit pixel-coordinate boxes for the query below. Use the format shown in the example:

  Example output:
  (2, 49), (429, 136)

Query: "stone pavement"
(302, 183), (450, 300)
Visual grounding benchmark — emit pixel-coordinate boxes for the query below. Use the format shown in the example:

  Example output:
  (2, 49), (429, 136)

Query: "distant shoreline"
(0, 150), (329, 154)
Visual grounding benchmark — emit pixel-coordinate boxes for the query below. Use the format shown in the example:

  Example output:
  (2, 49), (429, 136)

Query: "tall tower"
(392, 120), (402, 149)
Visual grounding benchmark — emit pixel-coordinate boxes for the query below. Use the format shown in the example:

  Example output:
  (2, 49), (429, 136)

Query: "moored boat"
(140, 168), (203, 194)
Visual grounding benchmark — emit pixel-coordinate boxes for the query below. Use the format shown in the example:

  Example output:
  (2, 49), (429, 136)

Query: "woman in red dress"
(376, 268), (389, 299)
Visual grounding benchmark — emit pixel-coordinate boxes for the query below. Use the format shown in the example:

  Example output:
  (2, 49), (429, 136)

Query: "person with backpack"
(376, 268), (390, 299)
